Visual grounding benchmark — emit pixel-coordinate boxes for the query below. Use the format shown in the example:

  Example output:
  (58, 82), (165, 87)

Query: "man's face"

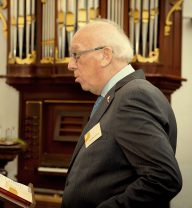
(68, 34), (104, 95)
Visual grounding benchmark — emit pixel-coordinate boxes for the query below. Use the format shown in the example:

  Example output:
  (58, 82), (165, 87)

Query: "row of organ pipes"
(129, 0), (159, 62)
(56, 0), (99, 62)
(9, 0), (36, 63)
(8, 0), (159, 64)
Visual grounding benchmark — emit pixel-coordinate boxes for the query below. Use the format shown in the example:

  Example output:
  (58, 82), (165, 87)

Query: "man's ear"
(101, 47), (113, 67)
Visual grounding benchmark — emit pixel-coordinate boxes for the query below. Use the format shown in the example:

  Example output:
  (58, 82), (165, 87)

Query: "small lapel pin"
(107, 96), (110, 103)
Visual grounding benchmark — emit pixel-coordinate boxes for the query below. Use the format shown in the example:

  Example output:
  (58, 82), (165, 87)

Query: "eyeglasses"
(70, 46), (106, 63)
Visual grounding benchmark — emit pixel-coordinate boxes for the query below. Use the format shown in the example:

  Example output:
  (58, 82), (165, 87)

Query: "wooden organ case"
(4, 0), (184, 207)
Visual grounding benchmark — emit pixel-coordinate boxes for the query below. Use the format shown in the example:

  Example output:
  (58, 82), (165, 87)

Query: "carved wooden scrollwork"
(0, 0), (7, 38)
(0, 0), (7, 9)
(164, 0), (184, 36)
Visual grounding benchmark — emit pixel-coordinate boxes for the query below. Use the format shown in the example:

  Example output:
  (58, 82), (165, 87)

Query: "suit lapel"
(67, 94), (114, 172)
(67, 69), (146, 173)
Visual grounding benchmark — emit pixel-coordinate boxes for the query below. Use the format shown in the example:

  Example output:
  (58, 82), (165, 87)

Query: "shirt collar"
(101, 64), (135, 97)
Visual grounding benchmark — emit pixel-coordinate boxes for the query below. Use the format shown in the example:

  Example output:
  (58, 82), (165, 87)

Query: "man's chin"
(81, 86), (89, 92)
(79, 84), (89, 92)
(75, 80), (89, 92)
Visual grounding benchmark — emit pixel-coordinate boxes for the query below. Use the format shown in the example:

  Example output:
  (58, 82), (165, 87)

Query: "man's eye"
(71, 53), (77, 57)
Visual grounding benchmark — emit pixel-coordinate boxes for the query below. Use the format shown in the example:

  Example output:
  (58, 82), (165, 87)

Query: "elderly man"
(61, 19), (182, 208)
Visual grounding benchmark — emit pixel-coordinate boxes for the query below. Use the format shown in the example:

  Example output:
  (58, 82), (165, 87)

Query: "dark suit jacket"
(61, 69), (182, 208)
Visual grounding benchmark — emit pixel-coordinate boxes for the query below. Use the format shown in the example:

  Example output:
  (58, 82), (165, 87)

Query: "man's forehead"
(70, 37), (91, 51)
(70, 43), (83, 51)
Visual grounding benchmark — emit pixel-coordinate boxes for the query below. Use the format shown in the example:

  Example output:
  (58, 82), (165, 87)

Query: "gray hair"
(77, 19), (134, 63)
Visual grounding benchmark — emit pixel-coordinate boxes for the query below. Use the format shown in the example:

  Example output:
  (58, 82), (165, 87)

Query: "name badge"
(84, 123), (102, 148)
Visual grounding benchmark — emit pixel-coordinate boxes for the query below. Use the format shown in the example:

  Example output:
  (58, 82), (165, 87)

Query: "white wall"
(0, 10), (19, 126)
(0, 2), (191, 207)
(171, 2), (192, 207)
(0, 9), (19, 179)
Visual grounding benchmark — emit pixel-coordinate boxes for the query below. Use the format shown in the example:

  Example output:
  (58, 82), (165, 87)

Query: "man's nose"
(68, 58), (77, 71)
